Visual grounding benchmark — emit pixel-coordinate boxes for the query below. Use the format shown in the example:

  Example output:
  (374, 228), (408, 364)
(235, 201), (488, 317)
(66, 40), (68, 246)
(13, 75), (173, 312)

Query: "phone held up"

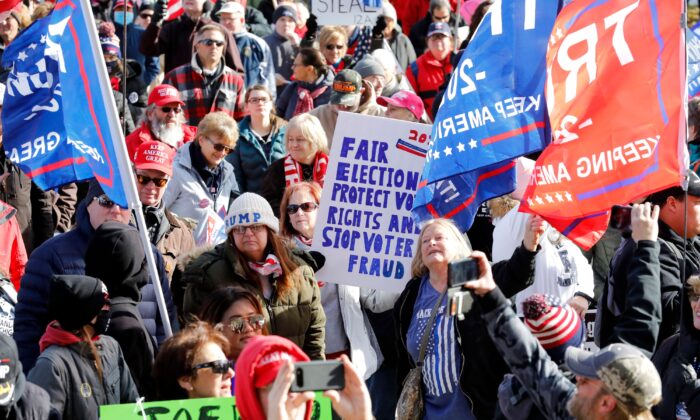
(290, 360), (345, 392)
(609, 205), (632, 232)
(447, 257), (479, 320)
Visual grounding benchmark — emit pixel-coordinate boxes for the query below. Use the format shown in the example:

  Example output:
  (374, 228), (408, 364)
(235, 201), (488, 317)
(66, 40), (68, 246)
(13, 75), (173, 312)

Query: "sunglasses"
(139, 12), (153, 18)
(286, 202), (318, 214)
(136, 174), (169, 187)
(220, 314), (266, 334)
(191, 359), (234, 375)
(204, 137), (233, 154)
(230, 224), (265, 235)
(325, 44), (344, 50)
(199, 38), (225, 47)
(159, 105), (182, 114)
(95, 195), (122, 209)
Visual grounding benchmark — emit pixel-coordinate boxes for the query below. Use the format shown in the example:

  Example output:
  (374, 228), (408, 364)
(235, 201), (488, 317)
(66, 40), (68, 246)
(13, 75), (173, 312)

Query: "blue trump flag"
(412, 0), (558, 230)
(689, 28), (700, 98)
(2, 0), (129, 206)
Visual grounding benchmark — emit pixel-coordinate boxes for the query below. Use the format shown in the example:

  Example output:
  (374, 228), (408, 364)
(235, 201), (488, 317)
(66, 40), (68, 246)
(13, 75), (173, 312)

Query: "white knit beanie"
(226, 193), (279, 233)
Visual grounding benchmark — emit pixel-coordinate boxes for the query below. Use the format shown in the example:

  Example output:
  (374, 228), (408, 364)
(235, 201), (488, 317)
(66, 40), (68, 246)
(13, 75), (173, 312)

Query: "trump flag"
(412, 0), (558, 230)
(520, 0), (687, 248)
(2, 0), (129, 206)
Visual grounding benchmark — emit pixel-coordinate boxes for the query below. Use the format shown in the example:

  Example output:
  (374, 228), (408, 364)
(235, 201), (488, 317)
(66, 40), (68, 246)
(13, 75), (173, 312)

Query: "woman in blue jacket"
(276, 48), (334, 121)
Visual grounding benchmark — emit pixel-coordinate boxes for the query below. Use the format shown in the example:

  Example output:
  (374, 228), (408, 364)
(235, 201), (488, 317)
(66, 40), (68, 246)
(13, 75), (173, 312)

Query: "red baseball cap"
(148, 84), (184, 107)
(377, 90), (425, 121)
(133, 141), (176, 177)
(113, 0), (133, 9)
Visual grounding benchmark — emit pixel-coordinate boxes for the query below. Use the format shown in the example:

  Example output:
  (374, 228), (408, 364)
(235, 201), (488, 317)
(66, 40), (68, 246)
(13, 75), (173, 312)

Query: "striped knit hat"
(523, 294), (585, 364)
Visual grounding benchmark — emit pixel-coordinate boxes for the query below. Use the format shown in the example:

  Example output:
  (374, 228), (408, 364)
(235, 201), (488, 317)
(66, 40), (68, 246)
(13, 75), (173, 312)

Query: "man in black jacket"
(596, 170), (700, 354)
(0, 334), (52, 419)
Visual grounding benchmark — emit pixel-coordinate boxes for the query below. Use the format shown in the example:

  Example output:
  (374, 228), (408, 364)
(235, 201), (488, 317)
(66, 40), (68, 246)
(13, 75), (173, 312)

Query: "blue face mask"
(113, 11), (133, 25)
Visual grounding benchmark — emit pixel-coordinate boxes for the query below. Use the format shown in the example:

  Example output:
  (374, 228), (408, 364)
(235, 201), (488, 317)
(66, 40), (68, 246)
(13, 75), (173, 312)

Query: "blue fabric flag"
(412, 0), (558, 231)
(2, 0), (128, 206)
(688, 28), (700, 98)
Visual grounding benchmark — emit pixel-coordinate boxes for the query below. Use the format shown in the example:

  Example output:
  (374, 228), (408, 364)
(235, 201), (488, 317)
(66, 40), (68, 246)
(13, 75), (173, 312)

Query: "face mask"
(106, 60), (118, 73)
(92, 309), (111, 335)
(113, 11), (134, 26)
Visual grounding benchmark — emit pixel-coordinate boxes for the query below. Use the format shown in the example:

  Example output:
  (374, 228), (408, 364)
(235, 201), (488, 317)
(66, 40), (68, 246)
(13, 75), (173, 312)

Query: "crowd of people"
(0, 0), (699, 419)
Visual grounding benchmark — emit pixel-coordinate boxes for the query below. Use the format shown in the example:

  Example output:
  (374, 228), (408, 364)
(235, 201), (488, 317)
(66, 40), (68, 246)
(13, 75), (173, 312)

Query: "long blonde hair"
(411, 218), (471, 278)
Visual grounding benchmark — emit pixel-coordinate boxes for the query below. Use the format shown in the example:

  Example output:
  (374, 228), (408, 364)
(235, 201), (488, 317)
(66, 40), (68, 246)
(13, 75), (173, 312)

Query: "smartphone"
(609, 205), (632, 231)
(290, 360), (345, 392)
(448, 257), (480, 288)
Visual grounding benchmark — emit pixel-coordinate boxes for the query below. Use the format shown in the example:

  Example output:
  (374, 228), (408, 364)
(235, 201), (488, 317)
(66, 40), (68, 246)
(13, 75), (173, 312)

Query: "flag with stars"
(412, 0), (558, 231)
(1, 0), (129, 206)
(519, 0), (686, 249)
(688, 28), (700, 98)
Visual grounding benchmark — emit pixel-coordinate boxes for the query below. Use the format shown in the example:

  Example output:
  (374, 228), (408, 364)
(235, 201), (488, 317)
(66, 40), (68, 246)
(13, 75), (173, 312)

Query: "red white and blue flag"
(2, 0), (131, 206)
(520, 0), (687, 249)
(412, 0), (559, 231)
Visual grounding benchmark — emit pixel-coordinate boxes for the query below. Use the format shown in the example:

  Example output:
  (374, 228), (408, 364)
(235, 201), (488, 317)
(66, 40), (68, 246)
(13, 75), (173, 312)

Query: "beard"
(149, 115), (185, 148)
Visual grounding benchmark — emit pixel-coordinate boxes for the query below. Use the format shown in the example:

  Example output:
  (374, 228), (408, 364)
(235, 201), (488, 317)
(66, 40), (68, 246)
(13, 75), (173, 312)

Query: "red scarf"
(283, 152), (328, 187)
(39, 321), (100, 353)
(293, 84), (328, 117)
(248, 254), (283, 278)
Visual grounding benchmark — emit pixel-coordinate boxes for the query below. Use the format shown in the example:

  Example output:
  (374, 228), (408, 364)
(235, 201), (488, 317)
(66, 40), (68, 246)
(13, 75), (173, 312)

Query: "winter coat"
(308, 80), (386, 148)
(156, 209), (196, 282)
(408, 12), (458, 55)
(27, 332), (139, 420)
(115, 22), (160, 86)
(276, 70), (334, 120)
(112, 89), (135, 134)
(162, 142), (240, 225)
(181, 239), (326, 359)
(386, 26), (416, 71)
(232, 31), (276, 96)
(0, 380), (52, 420)
(596, 221), (692, 355)
(0, 200), (27, 290)
(244, 6), (272, 38)
(163, 56), (246, 126)
(14, 202), (176, 372)
(260, 156), (320, 218)
(226, 115), (287, 195)
(118, 59), (149, 126)
(0, 146), (54, 254)
(125, 122), (197, 161)
(394, 245), (537, 419)
(406, 51), (454, 119)
(263, 31), (297, 94)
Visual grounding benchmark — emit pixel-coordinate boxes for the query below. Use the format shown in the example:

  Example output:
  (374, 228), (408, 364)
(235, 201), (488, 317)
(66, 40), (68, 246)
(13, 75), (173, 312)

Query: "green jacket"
(181, 239), (326, 359)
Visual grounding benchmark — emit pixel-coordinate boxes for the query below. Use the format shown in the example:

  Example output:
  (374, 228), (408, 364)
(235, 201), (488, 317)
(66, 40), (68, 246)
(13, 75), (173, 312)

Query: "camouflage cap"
(565, 343), (661, 413)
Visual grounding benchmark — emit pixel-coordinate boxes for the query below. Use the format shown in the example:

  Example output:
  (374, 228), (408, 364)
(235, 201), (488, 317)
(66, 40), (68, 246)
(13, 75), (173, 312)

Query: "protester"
(264, 4), (299, 95)
(0, 334), (51, 419)
(227, 85), (288, 195)
(370, 48), (411, 98)
(377, 90), (425, 122)
(394, 217), (543, 419)
(181, 192), (326, 359)
(215, 1), (276, 96)
(85, 222), (156, 398)
(133, 2), (153, 30)
(353, 55), (387, 97)
(261, 114), (328, 217)
(112, 0), (160, 87)
(0, 199), (26, 290)
(597, 171), (700, 353)
(213, 0), (272, 38)
(309, 69), (385, 147)
(163, 24), (245, 126)
(318, 26), (350, 72)
(27, 275), (139, 419)
(152, 321), (234, 400)
(689, 97), (700, 164)
(0, 4), (30, 70)
(133, 141), (195, 284)
(199, 286), (267, 361)
(462, 0), (492, 47)
(377, 1), (416, 71)
(125, 84), (197, 159)
(276, 47), (334, 120)
(407, 21), (455, 119)
(408, 0), (455, 54)
(14, 180), (172, 371)
(98, 21), (138, 132)
(163, 112), (240, 230)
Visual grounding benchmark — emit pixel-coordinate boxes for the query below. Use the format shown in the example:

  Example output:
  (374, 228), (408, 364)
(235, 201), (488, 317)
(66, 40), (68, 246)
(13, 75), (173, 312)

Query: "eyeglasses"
(191, 359), (234, 375)
(136, 174), (169, 187)
(230, 224), (265, 235)
(95, 195), (123, 209)
(198, 38), (225, 47)
(325, 44), (344, 50)
(204, 137), (233, 154)
(139, 12), (153, 19)
(286, 202), (318, 214)
(219, 314), (266, 334)
(247, 97), (270, 104)
(159, 105), (182, 114)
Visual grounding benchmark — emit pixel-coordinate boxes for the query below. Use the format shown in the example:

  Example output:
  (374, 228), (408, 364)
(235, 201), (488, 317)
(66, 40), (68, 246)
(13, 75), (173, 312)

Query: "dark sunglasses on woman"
(287, 202), (319, 214)
(191, 359), (234, 375)
(221, 314), (266, 334)
(136, 174), (169, 187)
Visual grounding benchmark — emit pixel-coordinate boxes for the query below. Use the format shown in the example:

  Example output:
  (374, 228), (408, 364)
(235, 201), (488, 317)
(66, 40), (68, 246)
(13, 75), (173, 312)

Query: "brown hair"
(199, 287), (268, 337)
(279, 181), (322, 238)
(244, 84), (277, 116)
(297, 47), (328, 78)
(80, 325), (104, 383)
(152, 321), (230, 400)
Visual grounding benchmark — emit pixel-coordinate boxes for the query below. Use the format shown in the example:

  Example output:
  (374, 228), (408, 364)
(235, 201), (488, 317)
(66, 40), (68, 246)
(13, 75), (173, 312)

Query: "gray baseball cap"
(565, 343), (661, 413)
(330, 69), (362, 106)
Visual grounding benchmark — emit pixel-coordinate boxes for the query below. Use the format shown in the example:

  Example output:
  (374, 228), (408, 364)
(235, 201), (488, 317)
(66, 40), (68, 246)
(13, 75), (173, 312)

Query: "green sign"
(100, 394), (332, 419)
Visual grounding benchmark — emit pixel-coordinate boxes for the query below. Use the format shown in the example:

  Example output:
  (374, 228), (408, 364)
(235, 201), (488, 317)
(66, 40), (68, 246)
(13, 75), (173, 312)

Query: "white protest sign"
(312, 0), (382, 26)
(311, 112), (430, 293)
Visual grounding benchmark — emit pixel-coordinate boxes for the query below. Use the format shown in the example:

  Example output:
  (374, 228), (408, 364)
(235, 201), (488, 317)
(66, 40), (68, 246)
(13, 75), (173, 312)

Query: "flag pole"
(79, 0), (173, 338)
(120, 0), (127, 136)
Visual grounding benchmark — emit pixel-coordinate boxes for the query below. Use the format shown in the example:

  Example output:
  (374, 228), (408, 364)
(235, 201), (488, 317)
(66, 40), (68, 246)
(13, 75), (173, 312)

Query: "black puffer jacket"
(394, 244), (537, 419)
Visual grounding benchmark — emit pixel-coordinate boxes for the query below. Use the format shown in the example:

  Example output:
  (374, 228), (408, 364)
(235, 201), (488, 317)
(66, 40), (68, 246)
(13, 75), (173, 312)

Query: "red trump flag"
(521, 0), (687, 248)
